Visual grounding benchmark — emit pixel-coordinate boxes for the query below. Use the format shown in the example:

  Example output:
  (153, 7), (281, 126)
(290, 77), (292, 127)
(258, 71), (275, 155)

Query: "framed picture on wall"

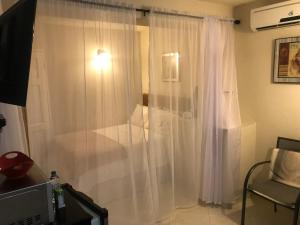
(161, 52), (179, 82)
(273, 36), (300, 83)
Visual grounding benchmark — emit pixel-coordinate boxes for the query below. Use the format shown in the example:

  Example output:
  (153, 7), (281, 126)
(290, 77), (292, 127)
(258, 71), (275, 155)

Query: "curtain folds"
(148, 14), (203, 219)
(26, 2), (241, 225)
(28, 1), (154, 225)
(199, 18), (241, 205)
(148, 15), (241, 208)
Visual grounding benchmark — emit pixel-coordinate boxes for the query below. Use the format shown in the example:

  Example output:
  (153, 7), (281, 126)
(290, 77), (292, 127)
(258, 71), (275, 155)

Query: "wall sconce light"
(93, 49), (111, 71)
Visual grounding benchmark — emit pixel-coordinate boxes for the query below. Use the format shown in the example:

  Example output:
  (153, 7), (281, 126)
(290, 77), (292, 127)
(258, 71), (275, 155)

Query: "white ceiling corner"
(201, 0), (256, 6)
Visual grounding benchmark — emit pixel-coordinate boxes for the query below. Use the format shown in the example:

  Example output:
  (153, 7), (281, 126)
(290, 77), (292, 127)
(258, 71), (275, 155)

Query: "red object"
(0, 151), (33, 179)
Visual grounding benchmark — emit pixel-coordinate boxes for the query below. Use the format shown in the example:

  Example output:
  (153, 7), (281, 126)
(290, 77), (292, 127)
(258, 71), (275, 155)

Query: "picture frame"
(273, 36), (300, 84)
(161, 52), (179, 82)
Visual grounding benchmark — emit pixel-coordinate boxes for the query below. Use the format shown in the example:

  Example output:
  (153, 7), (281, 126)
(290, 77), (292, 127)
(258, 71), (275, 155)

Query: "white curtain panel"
(200, 18), (241, 205)
(27, 1), (154, 225)
(149, 14), (241, 209)
(149, 13), (203, 220)
(27, 2), (241, 224)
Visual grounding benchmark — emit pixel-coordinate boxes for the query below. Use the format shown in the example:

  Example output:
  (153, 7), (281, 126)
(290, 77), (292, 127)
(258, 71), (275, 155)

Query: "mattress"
(49, 124), (148, 192)
(93, 123), (149, 144)
(49, 107), (191, 198)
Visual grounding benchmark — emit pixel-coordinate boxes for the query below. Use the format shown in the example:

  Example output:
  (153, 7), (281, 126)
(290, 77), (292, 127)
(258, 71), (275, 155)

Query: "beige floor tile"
(156, 195), (300, 225)
(175, 206), (210, 225)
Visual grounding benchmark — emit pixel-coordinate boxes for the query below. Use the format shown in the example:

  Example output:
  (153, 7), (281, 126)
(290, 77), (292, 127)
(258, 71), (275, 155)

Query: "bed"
(48, 96), (193, 207)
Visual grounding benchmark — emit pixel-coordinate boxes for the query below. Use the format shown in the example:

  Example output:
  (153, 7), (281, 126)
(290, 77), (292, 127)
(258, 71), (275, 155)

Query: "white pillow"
(269, 148), (300, 188)
(149, 108), (172, 134)
(130, 104), (149, 128)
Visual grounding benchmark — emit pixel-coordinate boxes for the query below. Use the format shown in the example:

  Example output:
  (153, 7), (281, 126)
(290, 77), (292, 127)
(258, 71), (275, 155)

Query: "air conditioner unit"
(251, 0), (300, 31)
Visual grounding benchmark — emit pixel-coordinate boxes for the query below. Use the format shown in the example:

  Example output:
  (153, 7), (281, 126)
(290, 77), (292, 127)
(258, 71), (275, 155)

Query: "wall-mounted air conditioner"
(251, 0), (300, 31)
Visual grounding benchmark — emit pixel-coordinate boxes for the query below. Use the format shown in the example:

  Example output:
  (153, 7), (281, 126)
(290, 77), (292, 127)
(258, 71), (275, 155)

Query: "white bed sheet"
(93, 123), (149, 143)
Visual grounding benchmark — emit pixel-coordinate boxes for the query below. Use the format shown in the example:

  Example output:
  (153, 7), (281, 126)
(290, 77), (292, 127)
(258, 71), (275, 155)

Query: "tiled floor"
(157, 195), (298, 225)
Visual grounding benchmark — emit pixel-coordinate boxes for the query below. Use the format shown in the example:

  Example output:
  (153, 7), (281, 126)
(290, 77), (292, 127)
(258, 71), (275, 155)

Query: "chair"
(241, 137), (300, 225)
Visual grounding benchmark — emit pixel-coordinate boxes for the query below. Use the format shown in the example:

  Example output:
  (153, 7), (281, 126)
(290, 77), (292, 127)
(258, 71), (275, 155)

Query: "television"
(0, 0), (37, 107)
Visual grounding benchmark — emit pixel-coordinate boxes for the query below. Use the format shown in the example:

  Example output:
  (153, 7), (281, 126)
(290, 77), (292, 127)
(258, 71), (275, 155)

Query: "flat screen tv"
(0, 0), (37, 107)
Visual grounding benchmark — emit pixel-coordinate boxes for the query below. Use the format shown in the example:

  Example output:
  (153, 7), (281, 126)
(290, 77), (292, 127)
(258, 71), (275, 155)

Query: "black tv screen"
(0, 0), (37, 107)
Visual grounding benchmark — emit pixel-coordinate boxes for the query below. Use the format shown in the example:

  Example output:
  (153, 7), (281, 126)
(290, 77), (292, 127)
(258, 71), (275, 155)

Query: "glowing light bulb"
(93, 49), (111, 71)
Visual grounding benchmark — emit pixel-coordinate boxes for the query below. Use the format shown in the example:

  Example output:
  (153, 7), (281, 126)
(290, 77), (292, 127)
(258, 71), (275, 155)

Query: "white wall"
(234, 1), (300, 163)
(139, 26), (149, 94)
(115, 0), (233, 18)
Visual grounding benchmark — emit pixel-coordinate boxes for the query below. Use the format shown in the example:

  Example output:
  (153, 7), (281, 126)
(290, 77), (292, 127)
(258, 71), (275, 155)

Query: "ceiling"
(204, 0), (256, 6)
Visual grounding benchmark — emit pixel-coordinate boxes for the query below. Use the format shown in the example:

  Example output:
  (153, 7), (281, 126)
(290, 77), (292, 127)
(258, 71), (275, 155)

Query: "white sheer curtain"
(27, 1), (154, 225)
(149, 14), (241, 211)
(200, 18), (241, 205)
(27, 2), (241, 224)
(148, 13), (203, 220)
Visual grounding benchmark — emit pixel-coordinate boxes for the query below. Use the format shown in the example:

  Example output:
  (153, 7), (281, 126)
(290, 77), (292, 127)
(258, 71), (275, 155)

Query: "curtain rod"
(69, 0), (241, 24)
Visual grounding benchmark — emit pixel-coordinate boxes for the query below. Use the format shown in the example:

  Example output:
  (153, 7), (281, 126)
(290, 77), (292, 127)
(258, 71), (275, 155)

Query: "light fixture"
(93, 49), (111, 71)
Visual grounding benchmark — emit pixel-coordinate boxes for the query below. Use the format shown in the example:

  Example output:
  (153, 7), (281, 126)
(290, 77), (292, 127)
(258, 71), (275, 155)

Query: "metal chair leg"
(241, 161), (270, 225)
(241, 189), (247, 225)
(293, 206), (299, 225)
(274, 203), (277, 213)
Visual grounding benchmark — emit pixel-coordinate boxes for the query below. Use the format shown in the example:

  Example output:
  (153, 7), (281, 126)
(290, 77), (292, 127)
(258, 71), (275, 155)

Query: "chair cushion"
(248, 180), (300, 207)
(269, 148), (300, 188)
